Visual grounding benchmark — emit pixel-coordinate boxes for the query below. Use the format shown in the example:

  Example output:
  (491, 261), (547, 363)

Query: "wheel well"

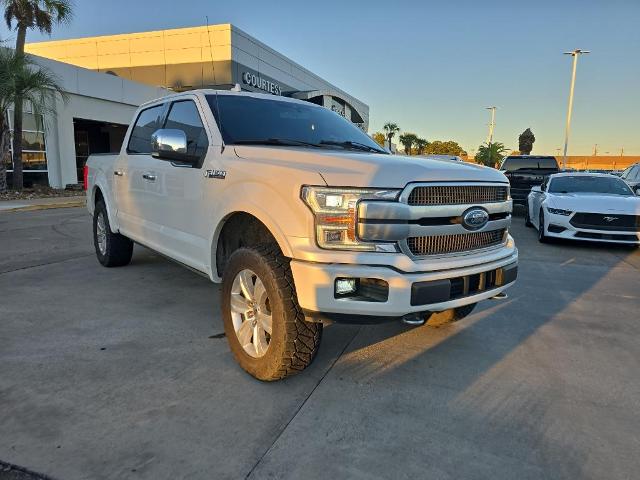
(93, 187), (104, 208)
(215, 212), (279, 277)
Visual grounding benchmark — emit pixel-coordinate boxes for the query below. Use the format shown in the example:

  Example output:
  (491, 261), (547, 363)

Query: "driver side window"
(163, 100), (209, 165)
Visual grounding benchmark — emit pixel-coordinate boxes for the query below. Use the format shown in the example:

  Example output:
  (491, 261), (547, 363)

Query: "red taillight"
(83, 165), (89, 191)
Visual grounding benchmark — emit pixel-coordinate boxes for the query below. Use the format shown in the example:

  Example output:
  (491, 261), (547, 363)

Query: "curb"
(0, 198), (86, 213)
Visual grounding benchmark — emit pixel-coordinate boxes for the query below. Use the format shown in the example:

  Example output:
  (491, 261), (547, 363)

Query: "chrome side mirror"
(151, 129), (192, 163)
(531, 185), (542, 193)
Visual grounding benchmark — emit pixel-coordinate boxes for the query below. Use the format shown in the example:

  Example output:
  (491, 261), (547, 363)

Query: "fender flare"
(209, 205), (295, 282)
(91, 174), (120, 233)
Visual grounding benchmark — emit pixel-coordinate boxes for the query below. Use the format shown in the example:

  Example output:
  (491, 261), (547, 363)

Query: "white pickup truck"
(85, 90), (518, 381)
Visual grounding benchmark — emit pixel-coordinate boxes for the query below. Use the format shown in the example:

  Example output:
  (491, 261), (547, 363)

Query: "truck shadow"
(314, 221), (639, 478)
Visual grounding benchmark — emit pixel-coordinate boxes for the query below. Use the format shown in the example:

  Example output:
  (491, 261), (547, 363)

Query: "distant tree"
(475, 142), (508, 168)
(518, 128), (535, 155)
(0, 46), (67, 192)
(383, 122), (399, 151)
(413, 137), (428, 155)
(423, 140), (466, 156)
(3, 0), (73, 190)
(372, 132), (386, 148)
(399, 133), (418, 155)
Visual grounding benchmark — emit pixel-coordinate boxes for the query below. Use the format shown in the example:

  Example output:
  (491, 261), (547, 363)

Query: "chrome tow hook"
(402, 313), (427, 326)
(491, 292), (508, 300)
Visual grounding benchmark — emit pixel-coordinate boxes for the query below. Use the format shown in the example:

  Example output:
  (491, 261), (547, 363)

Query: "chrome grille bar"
(408, 185), (508, 206)
(407, 229), (506, 256)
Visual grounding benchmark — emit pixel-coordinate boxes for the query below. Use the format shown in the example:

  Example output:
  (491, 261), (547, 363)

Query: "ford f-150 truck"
(85, 90), (518, 381)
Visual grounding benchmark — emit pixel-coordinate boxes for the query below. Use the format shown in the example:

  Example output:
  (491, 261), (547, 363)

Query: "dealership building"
(8, 24), (369, 188)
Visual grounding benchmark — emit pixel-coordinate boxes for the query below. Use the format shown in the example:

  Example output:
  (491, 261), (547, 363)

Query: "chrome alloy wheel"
(230, 269), (273, 358)
(96, 212), (107, 255)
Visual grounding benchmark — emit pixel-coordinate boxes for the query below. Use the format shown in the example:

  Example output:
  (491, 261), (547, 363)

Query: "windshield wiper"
(319, 140), (387, 154)
(233, 138), (324, 148)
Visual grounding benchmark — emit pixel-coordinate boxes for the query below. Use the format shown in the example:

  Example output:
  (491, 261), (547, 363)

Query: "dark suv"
(620, 163), (640, 195)
(499, 155), (559, 205)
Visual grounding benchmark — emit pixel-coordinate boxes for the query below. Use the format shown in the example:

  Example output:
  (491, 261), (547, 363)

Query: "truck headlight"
(301, 186), (400, 251)
(547, 207), (572, 216)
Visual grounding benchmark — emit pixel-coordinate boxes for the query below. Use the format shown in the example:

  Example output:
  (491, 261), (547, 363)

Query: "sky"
(2, 0), (639, 156)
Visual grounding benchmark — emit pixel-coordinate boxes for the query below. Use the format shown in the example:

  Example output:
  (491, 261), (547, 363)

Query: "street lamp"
(486, 106), (497, 144)
(562, 49), (590, 170)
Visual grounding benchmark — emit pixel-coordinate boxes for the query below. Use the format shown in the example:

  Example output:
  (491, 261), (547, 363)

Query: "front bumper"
(291, 249), (518, 323)
(545, 213), (640, 244)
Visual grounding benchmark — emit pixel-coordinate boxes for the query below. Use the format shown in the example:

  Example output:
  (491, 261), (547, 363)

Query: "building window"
(330, 97), (345, 117)
(3, 109), (48, 172)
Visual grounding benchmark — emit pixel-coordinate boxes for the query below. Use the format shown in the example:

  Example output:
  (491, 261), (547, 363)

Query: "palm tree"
(414, 137), (428, 155)
(3, 0), (73, 190)
(475, 142), (508, 168)
(371, 132), (386, 148)
(399, 133), (418, 155)
(0, 46), (66, 192)
(383, 122), (399, 152)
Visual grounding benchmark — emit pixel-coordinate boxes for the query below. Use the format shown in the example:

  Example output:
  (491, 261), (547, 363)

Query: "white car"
(526, 172), (640, 245)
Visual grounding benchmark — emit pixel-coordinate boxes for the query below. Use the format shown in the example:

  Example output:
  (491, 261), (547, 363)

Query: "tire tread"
(224, 244), (322, 381)
(94, 201), (133, 267)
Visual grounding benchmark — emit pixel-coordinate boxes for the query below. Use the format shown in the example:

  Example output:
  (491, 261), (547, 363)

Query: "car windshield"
(206, 94), (386, 154)
(501, 157), (558, 171)
(549, 176), (634, 196)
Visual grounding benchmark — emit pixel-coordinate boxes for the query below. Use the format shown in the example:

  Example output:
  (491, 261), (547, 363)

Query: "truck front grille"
(408, 185), (508, 206)
(407, 229), (506, 256)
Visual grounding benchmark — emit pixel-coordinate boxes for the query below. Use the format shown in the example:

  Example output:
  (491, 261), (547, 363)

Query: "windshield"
(501, 157), (558, 171)
(549, 176), (634, 196)
(206, 94), (386, 154)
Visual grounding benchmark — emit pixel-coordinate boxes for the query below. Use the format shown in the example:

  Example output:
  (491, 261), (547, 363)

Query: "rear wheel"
(93, 200), (133, 267)
(538, 209), (548, 243)
(221, 245), (322, 381)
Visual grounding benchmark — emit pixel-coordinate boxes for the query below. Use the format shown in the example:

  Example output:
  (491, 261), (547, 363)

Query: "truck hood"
(548, 192), (640, 214)
(234, 146), (507, 188)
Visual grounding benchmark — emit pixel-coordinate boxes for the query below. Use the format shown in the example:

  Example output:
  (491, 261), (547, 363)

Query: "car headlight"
(547, 207), (572, 216)
(301, 186), (401, 251)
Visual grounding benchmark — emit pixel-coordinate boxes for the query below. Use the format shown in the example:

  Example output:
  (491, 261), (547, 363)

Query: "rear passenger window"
(127, 104), (164, 154)
(163, 100), (208, 161)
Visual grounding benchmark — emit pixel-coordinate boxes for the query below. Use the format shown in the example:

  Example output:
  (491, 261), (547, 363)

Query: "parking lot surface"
(1, 207), (639, 480)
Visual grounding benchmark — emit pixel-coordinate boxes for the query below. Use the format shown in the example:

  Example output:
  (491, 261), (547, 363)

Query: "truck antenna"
(206, 16), (225, 153)
(205, 16), (217, 86)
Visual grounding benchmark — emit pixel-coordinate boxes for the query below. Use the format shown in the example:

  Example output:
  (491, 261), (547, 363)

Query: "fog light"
(548, 224), (567, 233)
(335, 278), (357, 295)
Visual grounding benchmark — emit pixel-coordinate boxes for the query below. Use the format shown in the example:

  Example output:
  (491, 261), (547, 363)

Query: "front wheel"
(538, 209), (548, 243)
(524, 204), (533, 227)
(221, 245), (322, 381)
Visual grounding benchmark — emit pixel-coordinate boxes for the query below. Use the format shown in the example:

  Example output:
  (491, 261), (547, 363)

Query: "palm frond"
(0, 47), (68, 121)
(3, 0), (73, 31)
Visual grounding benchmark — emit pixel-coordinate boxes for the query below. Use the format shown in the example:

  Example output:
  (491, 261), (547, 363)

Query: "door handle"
(142, 173), (157, 181)
(113, 170), (124, 176)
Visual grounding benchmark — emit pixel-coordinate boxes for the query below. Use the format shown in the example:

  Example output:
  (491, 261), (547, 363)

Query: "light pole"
(562, 49), (590, 170)
(486, 106), (497, 144)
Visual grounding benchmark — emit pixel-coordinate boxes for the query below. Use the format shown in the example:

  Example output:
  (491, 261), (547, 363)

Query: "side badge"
(204, 169), (226, 179)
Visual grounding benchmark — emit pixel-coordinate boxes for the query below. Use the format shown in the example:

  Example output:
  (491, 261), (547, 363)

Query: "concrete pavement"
(1, 207), (639, 479)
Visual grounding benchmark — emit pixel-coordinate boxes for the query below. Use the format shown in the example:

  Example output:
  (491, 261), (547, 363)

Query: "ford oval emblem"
(462, 207), (489, 231)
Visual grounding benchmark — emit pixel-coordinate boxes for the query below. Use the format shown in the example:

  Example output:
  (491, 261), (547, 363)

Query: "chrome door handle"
(142, 173), (157, 181)
(113, 170), (124, 176)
